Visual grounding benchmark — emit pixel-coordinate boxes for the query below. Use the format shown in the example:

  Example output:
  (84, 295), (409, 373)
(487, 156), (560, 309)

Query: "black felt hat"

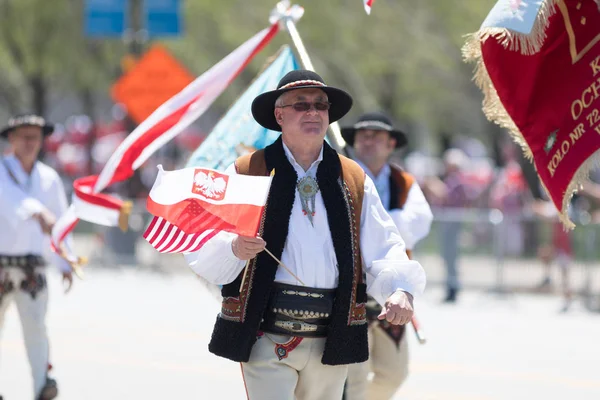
(251, 69), (353, 131)
(1, 114), (54, 138)
(341, 112), (407, 148)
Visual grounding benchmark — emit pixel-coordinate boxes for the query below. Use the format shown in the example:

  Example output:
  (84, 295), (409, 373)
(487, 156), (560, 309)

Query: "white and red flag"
(50, 24), (279, 261)
(363, 0), (375, 15)
(143, 166), (272, 254)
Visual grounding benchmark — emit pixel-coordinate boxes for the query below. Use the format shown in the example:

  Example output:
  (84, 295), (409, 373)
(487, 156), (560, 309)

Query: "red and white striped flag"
(143, 217), (222, 254)
(143, 166), (272, 254)
(363, 0), (375, 14)
(50, 24), (279, 261)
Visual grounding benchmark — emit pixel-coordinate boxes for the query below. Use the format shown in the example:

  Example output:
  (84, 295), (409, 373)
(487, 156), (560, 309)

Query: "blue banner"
(186, 46), (299, 171)
(144, 0), (182, 37)
(84, 0), (128, 38)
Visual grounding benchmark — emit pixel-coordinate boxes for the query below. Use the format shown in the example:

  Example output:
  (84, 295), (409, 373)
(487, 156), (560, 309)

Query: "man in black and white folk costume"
(0, 115), (74, 400)
(342, 112), (433, 400)
(184, 70), (426, 400)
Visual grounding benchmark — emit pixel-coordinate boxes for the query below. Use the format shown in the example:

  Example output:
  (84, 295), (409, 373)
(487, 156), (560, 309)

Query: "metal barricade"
(415, 207), (599, 301)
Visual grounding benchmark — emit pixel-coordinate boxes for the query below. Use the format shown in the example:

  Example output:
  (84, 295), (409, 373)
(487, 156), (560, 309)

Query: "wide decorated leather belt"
(260, 282), (336, 338)
(0, 254), (46, 268)
(0, 254), (47, 302)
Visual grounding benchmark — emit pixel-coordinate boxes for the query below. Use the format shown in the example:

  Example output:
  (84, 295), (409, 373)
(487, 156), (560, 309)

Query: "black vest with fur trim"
(208, 137), (369, 366)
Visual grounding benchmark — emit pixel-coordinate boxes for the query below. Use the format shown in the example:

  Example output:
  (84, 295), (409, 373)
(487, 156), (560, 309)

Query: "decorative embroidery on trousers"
(20, 272), (47, 300)
(274, 337), (304, 360)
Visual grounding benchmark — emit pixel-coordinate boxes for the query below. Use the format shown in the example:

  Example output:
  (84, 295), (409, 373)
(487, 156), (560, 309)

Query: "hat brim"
(341, 125), (408, 149)
(0, 123), (54, 139)
(251, 85), (353, 132)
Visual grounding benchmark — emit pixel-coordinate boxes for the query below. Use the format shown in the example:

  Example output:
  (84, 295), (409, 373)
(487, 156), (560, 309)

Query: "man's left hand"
(378, 290), (414, 325)
(62, 272), (73, 293)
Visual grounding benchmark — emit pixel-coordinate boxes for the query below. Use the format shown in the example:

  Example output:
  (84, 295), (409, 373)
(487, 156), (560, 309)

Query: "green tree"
(0, 0), (124, 117)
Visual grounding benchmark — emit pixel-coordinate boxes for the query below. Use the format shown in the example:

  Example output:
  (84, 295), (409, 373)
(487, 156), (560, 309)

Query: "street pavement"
(1, 261), (600, 399)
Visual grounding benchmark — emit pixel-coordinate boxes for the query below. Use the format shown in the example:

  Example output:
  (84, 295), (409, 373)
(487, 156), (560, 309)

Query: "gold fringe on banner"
(460, 0), (593, 229)
(462, 31), (534, 160)
(463, 0), (559, 57)
(556, 151), (600, 230)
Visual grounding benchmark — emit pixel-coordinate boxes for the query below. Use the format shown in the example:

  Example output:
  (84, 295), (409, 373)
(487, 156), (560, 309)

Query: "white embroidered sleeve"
(184, 231), (246, 285)
(0, 165), (45, 228)
(388, 182), (433, 250)
(360, 175), (426, 306)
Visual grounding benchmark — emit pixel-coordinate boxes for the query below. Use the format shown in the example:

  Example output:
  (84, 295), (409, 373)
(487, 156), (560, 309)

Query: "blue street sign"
(84, 0), (128, 37)
(144, 0), (182, 37)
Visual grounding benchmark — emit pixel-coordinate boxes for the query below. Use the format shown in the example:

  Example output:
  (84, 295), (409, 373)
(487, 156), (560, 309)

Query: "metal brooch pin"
(297, 176), (319, 226)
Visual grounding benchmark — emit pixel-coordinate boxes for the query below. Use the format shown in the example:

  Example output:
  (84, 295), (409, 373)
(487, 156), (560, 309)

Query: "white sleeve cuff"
(16, 198), (46, 220)
(184, 231), (246, 285)
(366, 260), (426, 306)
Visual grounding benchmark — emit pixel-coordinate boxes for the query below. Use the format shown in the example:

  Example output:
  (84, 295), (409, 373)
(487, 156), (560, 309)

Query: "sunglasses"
(278, 101), (331, 112)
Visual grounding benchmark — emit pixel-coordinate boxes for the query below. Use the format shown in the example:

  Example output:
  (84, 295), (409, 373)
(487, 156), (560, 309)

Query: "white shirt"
(185, 144), (426, 306)
(356, 160), (433, 250)
(0, 154), (72, 272)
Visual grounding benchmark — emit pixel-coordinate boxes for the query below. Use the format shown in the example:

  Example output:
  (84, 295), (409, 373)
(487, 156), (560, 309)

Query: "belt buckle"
(274, 320), (318, 333)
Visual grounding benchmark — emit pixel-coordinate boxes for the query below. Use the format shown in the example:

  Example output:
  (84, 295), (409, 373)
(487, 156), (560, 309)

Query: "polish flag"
(50, 24), (279, 261)
(143, 166), (272, 253)
(363, 0), (375, 14)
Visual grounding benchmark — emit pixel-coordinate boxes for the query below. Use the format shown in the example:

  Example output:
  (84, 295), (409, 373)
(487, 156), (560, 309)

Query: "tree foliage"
(0, 0), (499, 148)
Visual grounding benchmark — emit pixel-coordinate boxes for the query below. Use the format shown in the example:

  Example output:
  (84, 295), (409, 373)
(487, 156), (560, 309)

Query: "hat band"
(279, 80), (326, 90)
(8, 116), (45, 127)
(353, 120), (393, 131)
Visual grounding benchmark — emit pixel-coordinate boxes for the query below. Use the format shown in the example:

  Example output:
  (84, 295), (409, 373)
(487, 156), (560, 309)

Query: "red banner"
(465, 0), (600, 228)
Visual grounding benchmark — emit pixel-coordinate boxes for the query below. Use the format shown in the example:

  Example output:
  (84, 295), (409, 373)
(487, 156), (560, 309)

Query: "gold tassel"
(118, 200), (133, 232)
(59, 243), (87, 279)
(70, 258), (87, 280)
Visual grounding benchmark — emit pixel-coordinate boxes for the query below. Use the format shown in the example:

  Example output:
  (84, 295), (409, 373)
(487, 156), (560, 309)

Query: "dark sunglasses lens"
(292, 102), (311, 112)
(291, 102), (330, 112)
(315, 102), (330, 111)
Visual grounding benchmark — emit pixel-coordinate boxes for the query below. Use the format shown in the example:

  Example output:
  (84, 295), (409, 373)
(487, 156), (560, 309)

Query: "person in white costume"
(0, 114), (74, 400)
(342, 112), (433, 400)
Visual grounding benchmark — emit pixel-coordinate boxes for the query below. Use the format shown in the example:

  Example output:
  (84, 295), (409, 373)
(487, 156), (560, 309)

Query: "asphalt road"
(1, 266), (599, 400)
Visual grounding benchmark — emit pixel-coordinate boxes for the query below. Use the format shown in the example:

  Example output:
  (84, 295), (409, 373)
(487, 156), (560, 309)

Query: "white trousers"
(241, 333), (348, 400)
(345, 324), (409, 400)
(0, 267), (50, 398)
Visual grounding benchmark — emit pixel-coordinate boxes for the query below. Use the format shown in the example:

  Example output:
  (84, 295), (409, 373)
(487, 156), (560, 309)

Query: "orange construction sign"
(111, 45), (195, 124)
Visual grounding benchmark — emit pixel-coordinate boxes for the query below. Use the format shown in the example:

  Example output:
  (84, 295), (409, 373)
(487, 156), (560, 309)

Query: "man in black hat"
(0, 114), (73, 400)
(184, 70), (426, 400)
(341, 113), (433, 400)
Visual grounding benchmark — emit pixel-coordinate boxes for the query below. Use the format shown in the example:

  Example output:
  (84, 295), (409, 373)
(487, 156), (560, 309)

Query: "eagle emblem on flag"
(192, 169), (228, 200)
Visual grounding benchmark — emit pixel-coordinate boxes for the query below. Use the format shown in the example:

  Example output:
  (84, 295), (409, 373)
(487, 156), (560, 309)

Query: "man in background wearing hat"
(342, 112), (433, 400)
(184, 70), (426, 400)
(0, 114), (74, 400)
